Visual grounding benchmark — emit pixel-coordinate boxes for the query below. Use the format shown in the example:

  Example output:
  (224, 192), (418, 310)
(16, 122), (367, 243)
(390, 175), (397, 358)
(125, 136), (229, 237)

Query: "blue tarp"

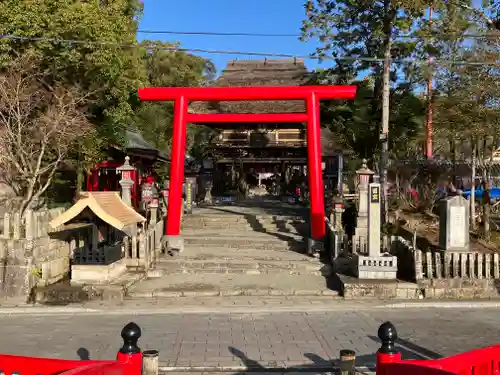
(462, 188), (500, 199)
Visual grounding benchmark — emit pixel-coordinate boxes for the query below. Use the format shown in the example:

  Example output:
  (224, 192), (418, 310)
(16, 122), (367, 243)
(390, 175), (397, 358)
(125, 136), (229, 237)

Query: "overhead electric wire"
(0, 33), (498, 66)
(136, 28), (500, 40)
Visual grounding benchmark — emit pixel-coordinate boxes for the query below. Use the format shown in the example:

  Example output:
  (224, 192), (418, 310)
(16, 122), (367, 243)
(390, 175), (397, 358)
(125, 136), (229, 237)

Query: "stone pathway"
(0, 306), (499, 369)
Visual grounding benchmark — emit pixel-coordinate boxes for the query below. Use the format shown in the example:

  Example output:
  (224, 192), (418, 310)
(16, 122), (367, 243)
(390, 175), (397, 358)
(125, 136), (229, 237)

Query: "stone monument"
(352, 175), (398, 279)
(439, 195), (470, 251)
(354, 159), (374, 242)
(368, 176), (381, 255)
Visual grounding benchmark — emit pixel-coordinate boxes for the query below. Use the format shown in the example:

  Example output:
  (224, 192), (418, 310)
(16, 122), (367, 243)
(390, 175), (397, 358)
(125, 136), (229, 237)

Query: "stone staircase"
(126, 203), (339, 298)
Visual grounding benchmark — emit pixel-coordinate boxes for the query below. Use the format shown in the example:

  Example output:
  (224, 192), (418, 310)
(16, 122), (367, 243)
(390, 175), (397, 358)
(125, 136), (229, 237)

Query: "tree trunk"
(380, 34), (391, 224)
(76, 164), (84, 198)
(484, 200), (491, 242)
(470, 138), (476, 230)
(451, 139), (457, 183)
(380, 0), (392, 225)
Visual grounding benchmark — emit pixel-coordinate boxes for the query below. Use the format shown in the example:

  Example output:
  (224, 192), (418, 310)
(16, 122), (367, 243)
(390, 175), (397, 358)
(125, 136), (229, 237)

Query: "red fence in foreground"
(0, 320), (498, 375)
(0, 322), (143, 375)
(376, 321), (500, 375)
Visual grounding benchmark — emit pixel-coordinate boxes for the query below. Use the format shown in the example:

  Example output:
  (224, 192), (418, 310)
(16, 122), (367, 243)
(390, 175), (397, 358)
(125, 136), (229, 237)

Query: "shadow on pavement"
(227, 334), (442, 373)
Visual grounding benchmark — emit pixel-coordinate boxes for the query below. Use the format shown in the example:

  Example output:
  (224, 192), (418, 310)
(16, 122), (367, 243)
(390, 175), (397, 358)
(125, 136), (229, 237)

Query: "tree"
(0, 0), (146, 139)
(433, 28), (500, 233)
(0, 55), (93, 215)
(302, 0), (431, 218)
(318, 79), (425, 160)
(131, 40), (215, 156)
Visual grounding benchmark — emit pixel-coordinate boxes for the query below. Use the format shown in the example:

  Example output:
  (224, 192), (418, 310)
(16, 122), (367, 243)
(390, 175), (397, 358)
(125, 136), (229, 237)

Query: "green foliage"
(318, 79), (425, 159)
(0, 0), (146, 140)
(301, 0), (428, 79)
(302, 0), (430, 165)
(131, 40), (216, 155)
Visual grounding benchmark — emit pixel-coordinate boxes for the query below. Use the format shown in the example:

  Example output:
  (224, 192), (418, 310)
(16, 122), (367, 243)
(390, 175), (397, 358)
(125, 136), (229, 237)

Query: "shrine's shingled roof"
(49, 192), (146, 233)
(189, 59), (311, 114)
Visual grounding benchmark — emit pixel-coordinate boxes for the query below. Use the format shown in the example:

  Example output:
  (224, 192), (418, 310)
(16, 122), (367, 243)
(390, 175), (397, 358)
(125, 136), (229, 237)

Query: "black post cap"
(377, 321), (398, 355)
(120, 322), (142, 354)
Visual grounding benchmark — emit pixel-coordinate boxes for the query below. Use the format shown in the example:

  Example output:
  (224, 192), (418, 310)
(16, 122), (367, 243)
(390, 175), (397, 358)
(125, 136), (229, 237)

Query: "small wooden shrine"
(49, 191), (146, 284)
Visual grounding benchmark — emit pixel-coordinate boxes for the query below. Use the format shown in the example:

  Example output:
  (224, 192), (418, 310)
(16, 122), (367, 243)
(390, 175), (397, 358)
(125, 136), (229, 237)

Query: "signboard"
(185, 183), (193, 214)
(141, 184), (153, 202)
(370, 186), (380, 203)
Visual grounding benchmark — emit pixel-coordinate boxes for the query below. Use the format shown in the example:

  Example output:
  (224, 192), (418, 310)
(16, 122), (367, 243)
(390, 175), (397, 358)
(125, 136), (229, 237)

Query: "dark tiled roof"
(190, 59), (311, 114)
(125, 130), (156, 150)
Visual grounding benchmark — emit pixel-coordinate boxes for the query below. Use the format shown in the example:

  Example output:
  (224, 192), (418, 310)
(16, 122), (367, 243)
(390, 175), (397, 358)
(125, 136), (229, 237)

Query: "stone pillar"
(149, 199), (159, 225)
(368, 175), (381, 257)
(354, 159), (374, 242)
(117, 156), (135, 206)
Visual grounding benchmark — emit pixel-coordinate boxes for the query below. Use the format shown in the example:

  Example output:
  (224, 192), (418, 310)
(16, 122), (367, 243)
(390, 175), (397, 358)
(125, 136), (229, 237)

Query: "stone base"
(307, 238), (324, 257)
(338, 274), (422, 299)
(162, 235), (184, 254)
(353, 254), (398, 279)
(35, 271), (145, 304)
(71, 259), (127, 285)
(419, 278), (500, 299)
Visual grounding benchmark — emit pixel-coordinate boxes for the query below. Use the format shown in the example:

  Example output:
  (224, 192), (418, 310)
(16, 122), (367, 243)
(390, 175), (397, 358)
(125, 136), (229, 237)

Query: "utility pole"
(425, 5), (434, 160)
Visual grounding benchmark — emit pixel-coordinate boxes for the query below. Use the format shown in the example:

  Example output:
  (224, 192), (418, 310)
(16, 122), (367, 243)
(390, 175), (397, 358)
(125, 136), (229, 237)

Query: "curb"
(375, 301), (500, 309)
(128, 290), (340, 298)
(1, 300), (500, 315)
(158, 365), (376, 373)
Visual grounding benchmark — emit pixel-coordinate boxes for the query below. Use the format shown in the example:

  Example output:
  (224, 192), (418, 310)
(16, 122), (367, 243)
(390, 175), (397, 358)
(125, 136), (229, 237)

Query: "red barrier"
(0, 322), (143, 375)
(376, 321), (500, 375)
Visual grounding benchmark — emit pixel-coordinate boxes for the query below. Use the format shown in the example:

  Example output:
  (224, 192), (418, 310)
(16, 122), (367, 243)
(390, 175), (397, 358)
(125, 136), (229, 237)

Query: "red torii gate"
(138, 85), (357, 242)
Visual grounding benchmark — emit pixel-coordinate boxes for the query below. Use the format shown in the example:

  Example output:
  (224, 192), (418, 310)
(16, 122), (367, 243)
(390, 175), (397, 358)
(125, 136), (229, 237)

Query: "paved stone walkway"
(0, 306), (498, 369)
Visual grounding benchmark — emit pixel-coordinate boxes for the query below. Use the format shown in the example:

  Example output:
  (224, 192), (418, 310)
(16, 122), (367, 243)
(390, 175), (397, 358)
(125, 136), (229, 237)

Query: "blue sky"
(137, 0), (487, 77)
(137, 0), (325, 74)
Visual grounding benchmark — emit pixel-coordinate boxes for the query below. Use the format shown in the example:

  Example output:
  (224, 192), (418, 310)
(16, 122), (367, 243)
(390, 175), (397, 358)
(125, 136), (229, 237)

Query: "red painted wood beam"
(186, 113), (308, 123)
(138, 85), (357, 102)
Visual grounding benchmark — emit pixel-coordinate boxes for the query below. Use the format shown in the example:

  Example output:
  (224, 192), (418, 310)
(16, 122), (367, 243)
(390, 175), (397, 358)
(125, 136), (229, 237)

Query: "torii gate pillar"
(138, 85), (357, 253)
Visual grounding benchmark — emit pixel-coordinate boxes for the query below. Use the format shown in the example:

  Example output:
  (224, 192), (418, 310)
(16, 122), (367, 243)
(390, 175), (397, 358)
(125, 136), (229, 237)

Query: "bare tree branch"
(0, 54), (94, 215)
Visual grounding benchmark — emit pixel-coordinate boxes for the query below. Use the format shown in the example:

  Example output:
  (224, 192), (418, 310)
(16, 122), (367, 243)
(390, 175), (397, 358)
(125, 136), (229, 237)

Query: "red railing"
(376, 321), (500, 375)
(0, 322), (144, 375)
(1, 319), (498, 375)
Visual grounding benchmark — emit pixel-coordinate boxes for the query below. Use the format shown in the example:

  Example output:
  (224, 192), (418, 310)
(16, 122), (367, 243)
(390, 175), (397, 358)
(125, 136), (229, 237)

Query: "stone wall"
(0, 207), (69, 300)
(391, 236), (500, 299)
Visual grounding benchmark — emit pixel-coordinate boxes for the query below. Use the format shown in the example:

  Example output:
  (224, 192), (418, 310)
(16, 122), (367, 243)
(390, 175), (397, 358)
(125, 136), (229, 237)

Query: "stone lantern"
(117, 156), (135, 206)
(331, 195), (345, 232)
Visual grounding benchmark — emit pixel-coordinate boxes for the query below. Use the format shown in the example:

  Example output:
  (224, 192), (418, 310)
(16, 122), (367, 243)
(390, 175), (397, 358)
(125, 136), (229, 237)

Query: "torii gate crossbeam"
(138, 85), (357, 244)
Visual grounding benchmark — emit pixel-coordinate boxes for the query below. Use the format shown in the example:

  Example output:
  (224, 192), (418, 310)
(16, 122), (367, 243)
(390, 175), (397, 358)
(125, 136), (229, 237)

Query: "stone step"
(152, 259), (332, 277)
(181, 231), (305, 241)
(181, 224), (306, 234)
(182, 224), (254, 231)
(255, 215), (306, 221)
(183, 238), (305, 251)
(173, 247), (316, 262)
(126, 273), (339, 298)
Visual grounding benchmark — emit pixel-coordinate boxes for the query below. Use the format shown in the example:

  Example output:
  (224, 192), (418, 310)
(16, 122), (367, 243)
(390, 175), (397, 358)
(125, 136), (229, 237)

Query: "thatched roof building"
(190, 59), (310, 114)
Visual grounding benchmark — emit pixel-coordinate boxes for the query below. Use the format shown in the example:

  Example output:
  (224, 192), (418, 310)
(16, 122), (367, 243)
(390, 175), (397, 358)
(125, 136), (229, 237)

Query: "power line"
(137, 30), (300, 37)
(136, 28), (500, 40)
(0, 33), (498, 66)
